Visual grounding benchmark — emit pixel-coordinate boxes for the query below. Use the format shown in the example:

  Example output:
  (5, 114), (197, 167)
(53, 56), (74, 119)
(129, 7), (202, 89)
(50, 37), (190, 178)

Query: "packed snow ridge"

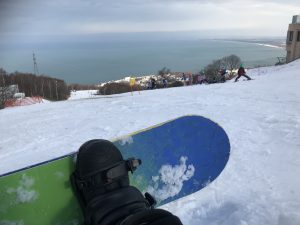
(1, 60), (300, 225)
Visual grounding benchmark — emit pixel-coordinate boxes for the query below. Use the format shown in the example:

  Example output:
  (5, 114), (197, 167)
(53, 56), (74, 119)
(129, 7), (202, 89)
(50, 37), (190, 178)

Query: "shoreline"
(1, 38), (286, 85)
(216, 38), (286, 49)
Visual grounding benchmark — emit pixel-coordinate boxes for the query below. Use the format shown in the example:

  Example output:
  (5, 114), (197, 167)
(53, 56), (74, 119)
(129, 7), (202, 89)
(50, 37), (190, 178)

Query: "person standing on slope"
(162, 77), (168, 88)
(150, 77), (156, 89)
(235, 65), (252, 82)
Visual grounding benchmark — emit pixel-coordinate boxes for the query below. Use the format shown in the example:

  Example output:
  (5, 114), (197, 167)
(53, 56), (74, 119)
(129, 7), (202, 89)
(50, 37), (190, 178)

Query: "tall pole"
(55, 80), (58, 100)
(33, 52), (44, 97)
(33, 52), (39, 76)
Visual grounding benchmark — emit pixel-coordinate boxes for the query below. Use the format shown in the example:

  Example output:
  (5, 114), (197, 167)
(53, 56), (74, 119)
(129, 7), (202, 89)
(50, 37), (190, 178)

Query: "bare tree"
(0, 70), (69, 103)
(204, 59), (224, 83)
(203, 55), (241, 83)
(222, 54), (241, 75)
(158, 67), (171, 76)
(0, 68), (9, 109)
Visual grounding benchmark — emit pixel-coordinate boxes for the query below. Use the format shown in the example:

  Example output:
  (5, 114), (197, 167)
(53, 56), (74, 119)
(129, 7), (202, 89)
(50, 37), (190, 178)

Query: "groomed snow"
(68, 90), (98, 100)
(1, 60), (300, 224)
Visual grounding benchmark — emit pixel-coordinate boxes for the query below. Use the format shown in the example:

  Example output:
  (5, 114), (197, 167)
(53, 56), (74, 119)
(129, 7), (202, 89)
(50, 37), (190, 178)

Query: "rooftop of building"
(292, 15), (300, 24)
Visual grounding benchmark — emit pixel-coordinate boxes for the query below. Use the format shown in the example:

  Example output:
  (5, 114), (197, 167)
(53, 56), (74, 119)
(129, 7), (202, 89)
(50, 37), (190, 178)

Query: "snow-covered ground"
(68, 90), (98, 100)
(1, 60), (300, 225)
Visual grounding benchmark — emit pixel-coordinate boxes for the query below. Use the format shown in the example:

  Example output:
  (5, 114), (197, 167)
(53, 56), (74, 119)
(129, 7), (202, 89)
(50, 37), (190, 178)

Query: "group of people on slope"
(147, 64), (251, 90)
(183, 64), (252, 85)
(147, 76), (168, 89)
(182, 73), (194, 85)
(217, 65), (252, 83)
(219, 65), (252, 83)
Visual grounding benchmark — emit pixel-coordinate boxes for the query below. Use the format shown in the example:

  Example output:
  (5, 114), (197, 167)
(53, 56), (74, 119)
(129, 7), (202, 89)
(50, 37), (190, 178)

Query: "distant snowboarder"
(162, 77), (168, 88)
(150, 78), (156, 89)
(182, 73), (187, 86)
(235, 65), (252, 82)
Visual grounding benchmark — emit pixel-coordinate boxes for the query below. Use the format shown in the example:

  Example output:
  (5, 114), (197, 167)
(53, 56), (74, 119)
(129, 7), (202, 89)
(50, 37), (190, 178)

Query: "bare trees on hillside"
(0, 68), (9, 109)
(204, 54), (241, 83)
(0, 69), (69, 104)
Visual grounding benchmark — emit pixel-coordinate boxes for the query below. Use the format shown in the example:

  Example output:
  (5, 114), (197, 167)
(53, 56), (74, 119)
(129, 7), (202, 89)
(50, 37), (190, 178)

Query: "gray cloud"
(0, 0), (299, 37)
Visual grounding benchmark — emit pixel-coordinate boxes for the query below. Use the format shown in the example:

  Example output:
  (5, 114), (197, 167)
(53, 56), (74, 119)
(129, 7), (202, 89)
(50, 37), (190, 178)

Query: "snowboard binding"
(71, 139), (182, 225)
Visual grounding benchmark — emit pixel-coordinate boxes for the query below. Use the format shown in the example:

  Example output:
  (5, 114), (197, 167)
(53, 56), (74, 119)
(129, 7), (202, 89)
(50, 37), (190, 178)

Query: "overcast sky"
(0, 0), (300, 40)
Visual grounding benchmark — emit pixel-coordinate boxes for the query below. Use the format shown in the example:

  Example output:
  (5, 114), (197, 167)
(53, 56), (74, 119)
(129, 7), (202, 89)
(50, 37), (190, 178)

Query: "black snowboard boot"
(71, 139), (183, 225)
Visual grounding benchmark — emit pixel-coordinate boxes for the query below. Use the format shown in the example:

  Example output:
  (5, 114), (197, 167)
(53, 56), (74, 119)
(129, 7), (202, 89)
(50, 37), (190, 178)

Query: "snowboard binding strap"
(70, 139), (183, 225)
(75, 158), (141, 190)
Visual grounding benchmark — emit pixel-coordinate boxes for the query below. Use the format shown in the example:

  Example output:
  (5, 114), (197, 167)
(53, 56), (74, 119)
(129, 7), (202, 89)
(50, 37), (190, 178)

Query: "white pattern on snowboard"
(6, 174), (38, 204)
(119, 136), (134, 146)
(146, 156), (195, 201)
(0, 220), (24, 225)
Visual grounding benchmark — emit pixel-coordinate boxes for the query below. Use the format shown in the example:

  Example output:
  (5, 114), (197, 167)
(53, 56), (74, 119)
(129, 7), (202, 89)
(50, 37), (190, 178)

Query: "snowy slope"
(68, 90), (98, 100)
(1, 60), (300, 224)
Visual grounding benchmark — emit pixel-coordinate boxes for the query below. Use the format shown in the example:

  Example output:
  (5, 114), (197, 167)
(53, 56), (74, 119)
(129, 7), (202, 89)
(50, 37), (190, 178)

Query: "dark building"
(286, 15), (300, 62)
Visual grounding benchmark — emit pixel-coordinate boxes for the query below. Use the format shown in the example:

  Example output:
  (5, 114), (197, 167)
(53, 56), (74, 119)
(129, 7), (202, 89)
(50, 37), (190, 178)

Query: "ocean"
(0, 39), (285, 84)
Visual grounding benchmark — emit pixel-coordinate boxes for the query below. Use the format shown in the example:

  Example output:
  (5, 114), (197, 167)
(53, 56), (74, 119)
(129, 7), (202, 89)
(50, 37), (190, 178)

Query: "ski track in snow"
(1, 60), (300, 224)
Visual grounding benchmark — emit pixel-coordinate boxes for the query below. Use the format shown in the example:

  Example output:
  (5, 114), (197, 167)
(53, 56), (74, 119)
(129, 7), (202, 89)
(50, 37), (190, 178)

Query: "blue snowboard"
(0, 115), (230, 225)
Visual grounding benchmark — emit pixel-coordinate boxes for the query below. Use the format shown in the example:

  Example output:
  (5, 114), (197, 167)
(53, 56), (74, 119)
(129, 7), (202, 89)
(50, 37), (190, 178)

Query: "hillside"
(1, 60), (300, 225)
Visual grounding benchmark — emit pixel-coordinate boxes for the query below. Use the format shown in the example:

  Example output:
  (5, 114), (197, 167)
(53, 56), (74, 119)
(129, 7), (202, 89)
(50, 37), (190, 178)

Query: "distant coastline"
(217, 38), (286, 49)
(1, 39), (286, 84)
